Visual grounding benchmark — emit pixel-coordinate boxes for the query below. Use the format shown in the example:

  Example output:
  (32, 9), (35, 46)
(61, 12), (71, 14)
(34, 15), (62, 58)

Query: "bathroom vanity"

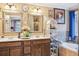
(0, 7), (51, 56)
(0, 38), (50, 56)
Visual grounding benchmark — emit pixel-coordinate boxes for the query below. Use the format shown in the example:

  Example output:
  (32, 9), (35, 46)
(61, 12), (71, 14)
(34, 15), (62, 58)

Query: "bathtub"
(59, 42), (78, 52)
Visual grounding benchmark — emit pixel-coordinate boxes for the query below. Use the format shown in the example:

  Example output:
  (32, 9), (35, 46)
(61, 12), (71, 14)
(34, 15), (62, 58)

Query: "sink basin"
(20, 37), (30, 39)
(0, 38), (19, 41)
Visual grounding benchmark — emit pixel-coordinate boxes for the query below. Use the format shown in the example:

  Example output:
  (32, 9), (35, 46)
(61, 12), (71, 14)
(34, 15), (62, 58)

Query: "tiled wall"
(50, 10), (69, 42)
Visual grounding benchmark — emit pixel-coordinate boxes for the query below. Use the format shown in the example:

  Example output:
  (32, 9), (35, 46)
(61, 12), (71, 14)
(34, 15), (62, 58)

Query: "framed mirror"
(28, 15), (43, 33)
(3, 12), (22, 33)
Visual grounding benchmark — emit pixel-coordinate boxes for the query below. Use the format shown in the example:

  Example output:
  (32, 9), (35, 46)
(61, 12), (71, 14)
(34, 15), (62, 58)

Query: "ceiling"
(31, 3), (79, 9)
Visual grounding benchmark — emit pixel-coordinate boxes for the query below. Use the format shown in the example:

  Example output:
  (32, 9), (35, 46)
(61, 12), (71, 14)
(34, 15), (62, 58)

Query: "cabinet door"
(41, 44), (50, 56)
(24, 46), (30, 56)
(59, 47), (64, 56)
(31, 45), (42, 56)
(0, 48), (9, 56)
(59, 47), (63, 56)
(10, 47), (22, 56)
(59, 47), (67, 56)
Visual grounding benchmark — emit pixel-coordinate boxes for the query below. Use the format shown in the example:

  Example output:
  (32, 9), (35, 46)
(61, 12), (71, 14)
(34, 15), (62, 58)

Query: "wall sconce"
(31, 7), (42, 15)
(5, 3), (16, 10)
(34, 8), (42, 13)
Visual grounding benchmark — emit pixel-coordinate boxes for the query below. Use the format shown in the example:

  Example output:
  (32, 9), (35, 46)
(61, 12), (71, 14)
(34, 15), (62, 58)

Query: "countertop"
(59, 42), (78, 52)
(0, 37), (50, 42)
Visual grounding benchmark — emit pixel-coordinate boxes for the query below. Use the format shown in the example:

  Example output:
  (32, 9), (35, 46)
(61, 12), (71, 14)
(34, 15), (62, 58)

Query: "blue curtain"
(69, 11), (75, 40)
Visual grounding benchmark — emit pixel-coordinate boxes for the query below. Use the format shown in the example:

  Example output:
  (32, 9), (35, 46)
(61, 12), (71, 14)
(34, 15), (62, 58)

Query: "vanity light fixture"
(34, 7), (42, 13)
(31, 7), (42, 15)
(37, 8), (42, 13)
(11, 5), (16, 10)
(5, 4), (10, 10)
(5, 3), (16, 10)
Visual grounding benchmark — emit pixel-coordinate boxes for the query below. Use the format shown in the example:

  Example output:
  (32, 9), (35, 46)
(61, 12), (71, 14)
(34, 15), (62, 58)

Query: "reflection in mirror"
(4, 13), (21, 32)
(28, 15), (43, 33)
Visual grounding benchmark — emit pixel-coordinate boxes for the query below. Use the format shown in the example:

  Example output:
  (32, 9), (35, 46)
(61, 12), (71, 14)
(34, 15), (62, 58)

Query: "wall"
(27, 4), (49, 36)
(0, 3), (69, 39)
(56, 10), (68, 31)
(0, 3), (49, 37)
(50, 10), (69, 42)
(56, 10), (68, 41)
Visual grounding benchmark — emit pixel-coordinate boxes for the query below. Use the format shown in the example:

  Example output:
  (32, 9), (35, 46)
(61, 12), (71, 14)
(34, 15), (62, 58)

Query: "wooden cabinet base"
(41, 44), (50, 56)
(0, 39), (50, 56)
(31, 39), (50, 56)
(0, 48), (9, 56)
(10, 47), (22, 56)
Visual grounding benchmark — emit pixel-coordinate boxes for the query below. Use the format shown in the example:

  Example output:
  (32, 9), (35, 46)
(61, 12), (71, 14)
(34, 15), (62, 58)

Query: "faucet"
(1, 35), (4, 38)
(18, 32), (20, 38)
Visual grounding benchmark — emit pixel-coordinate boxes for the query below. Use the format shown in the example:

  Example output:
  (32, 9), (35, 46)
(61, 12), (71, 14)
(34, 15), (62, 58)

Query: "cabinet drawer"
(0, 48), (9, 56)
(59, 47), (66, 56)
(0, 42), (21, 47)
(32, 39), (50, 45)
(24, 41), (30, 46)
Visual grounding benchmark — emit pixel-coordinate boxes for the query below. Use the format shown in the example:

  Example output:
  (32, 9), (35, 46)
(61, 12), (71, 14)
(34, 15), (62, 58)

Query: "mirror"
(28, 15), (43, 33)
(3, 12), (22, 33)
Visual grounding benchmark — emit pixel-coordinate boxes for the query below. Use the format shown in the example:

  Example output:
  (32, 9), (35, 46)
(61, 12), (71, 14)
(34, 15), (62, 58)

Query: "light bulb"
(33, 9), (37, 13)
(11, 6), (16, 10)
(38, 9), (42, 13)
(5, 5), (10, 10)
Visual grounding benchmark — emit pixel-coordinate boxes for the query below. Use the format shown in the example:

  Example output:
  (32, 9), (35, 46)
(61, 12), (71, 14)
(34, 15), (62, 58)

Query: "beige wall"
(0, 3), (69, 38)
(0, 3), (49, 37)
(0, 19), (3, 36)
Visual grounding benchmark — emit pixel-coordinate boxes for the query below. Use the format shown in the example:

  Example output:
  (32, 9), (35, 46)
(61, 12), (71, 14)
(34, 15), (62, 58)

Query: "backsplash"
(50, 29), (66, 42)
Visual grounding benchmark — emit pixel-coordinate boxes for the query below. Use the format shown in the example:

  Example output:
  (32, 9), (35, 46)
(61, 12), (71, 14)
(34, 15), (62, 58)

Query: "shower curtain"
(69, 11), (75, 41)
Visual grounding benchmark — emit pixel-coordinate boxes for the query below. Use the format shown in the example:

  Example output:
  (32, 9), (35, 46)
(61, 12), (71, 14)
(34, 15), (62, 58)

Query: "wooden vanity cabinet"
(10, 47), (22, 56)
(0, 48), (9, 56)
(0, 41), (22, 56)
(23, 41), (31, 56)
(31, 43), (42, 56)
(31, 39), (50, 56)
(41, 43), (50, 56)
(0, 39), (50, 56)
(9, 42), (23, 56)
(0, 47), (23, 56)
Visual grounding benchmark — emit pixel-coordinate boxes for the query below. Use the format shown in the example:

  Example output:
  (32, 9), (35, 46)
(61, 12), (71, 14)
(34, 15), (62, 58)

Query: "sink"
(20, 37), (30, 39)
(0, 38), (19, 41)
